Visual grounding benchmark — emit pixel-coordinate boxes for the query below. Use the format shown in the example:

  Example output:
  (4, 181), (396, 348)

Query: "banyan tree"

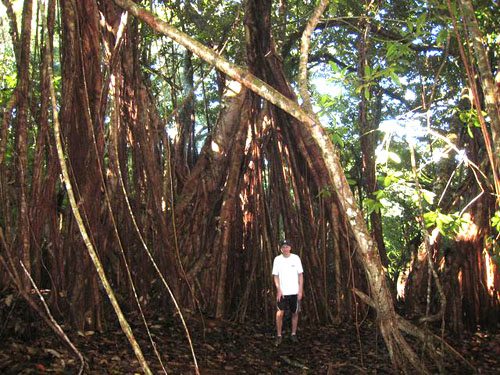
(0, 0), (498, 373)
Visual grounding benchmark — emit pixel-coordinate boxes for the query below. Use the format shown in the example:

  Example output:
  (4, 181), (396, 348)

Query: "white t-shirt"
(272, 254), (304, 296)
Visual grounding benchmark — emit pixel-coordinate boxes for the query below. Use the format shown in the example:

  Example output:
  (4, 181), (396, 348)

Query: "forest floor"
(0, 303), (499, 374)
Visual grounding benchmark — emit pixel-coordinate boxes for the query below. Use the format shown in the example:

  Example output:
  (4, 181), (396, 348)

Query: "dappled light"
(0, 0), (498, 373)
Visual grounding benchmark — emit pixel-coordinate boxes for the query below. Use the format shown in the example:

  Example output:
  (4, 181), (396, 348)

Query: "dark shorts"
(277, 294), (299, 314)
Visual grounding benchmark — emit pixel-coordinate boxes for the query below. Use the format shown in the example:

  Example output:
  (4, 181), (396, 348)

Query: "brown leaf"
(35, 363), (46, 372)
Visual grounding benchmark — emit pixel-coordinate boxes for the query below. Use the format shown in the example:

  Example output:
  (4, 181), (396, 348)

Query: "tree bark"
(447, 0), (500, 199)
(15, 0), (34, 291)
(175, 49), (197, 179)
(357, 7), (388, 268)
(60, 0), (106, 331)
(458, 0), (500, 183)
(29, 0), (58, 287)
(214, 94), (251, 317)
(47, 10), (152, 372)
(298, 0), (329, 113)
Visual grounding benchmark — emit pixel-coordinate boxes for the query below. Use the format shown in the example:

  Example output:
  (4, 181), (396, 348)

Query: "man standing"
(272, 239), (304, 346)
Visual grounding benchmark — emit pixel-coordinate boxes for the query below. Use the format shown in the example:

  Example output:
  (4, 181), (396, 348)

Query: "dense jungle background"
(0, 0), (499, 373)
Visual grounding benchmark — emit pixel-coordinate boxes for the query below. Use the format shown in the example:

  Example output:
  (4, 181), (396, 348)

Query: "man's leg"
(276, 309), (284, 336)
(275, 309), (284, 346)
(290, 295), (299, 336)
(291, 312), (299, 335)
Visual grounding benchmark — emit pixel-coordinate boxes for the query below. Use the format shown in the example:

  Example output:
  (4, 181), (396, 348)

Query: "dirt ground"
(0, 306), (499, 374)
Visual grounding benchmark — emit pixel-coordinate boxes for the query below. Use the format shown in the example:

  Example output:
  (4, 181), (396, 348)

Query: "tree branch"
(282, 17), (451, 60)
(112, 0), (317, 127)
(298, 0), (330, 113)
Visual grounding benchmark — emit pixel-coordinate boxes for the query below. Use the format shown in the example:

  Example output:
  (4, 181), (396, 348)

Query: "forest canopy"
(0, 0), (499, 373)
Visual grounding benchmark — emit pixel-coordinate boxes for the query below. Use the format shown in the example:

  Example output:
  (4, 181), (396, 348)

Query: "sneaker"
(274, 336), (282, 347)
(291, 334), (298, 343)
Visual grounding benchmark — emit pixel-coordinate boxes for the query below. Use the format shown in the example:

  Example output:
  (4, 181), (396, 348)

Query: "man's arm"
(274, 275), (282, 301)
(298, 273), (304, 300)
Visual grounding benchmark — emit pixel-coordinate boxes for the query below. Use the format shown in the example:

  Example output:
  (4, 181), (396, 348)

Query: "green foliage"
(423, 210), (469, 237)
(378, 170), (402, 187)
(325, 126), (345, 148)
(364, 195), (384, 215)
(421, 190), (435, 205)
(0, 25), (17, 105)
(492, 210), (500, 233)
(458, 108), (487, 138)
(302, 0), (500, 287)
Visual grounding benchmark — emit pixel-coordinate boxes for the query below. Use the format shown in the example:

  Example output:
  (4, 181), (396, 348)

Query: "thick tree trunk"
(48, 12), (153, 375)
(442, 245), (464, 336)
(29, 0), (58, 287)
(458, 0), (500, 183)
(60, 0), (105, 331)
(357, 11), (388, 268)
(15, 0), (33, 291)
(404, 240), (430, 316)
(405, 120), (500, 331)
(214, 94), (251, 317)
(177, 87), (248, 292)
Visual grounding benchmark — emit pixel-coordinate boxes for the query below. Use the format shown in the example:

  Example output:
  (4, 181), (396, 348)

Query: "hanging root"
(353, 288), (475, 374)
(378, 317), (430, 374)
(396, 316), (476, 372)
(19, 261), (86, 375)
(353, 289), (428, 373)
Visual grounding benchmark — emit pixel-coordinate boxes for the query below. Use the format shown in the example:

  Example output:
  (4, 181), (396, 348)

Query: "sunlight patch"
(225, 80), (242, 97)
(211, 141), (221, 154)
(484, 251), (496, 297)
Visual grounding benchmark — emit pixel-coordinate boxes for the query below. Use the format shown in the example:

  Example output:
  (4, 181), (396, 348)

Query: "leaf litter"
(0, 306), (499, 374)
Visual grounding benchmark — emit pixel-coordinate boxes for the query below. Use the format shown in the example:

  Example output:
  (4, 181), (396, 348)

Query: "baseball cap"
(280, 239), (291, 247)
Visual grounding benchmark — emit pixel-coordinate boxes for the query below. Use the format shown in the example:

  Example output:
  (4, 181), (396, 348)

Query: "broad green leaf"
(424, 211), (438, 228)
(365, 198), (384, 215)
(374, 190), (385, 200)
(386, 43), (399, 60)
(364, 89), (371, 101)
(330, 132), (345, 148)
(416, 13), (426, 34)
(492, 211), (500, 231)
(435, 28), (449, 47)
(422, 190), (435, 204)
(329, 61), (339, 73)
(383, 175), (392, 187)
(347, 178), (357, 186)
(390, 72), (402, 87)
(437, 212), (454, 225)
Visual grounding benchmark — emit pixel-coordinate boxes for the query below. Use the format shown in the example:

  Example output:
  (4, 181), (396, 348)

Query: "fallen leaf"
(4, 294), (14, 307)
(45, 349), (62, 358)
(35, 363), (46, 372)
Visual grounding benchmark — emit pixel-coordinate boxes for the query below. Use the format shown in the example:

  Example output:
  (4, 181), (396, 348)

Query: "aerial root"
(396, 316), (475, 372)
(353, 288), (474, 374)
(379, 318), (430, 374)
